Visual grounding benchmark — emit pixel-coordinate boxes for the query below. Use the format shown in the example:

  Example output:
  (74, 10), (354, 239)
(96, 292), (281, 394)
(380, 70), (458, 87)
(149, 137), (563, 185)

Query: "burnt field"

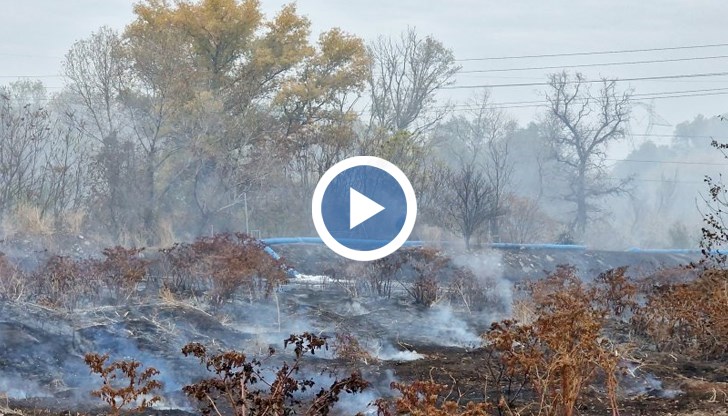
(0, 234), (726, 416)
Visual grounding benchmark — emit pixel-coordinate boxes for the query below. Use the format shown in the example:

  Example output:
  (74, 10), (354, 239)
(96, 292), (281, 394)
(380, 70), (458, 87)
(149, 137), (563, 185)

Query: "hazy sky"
(2, 0), (727, 155)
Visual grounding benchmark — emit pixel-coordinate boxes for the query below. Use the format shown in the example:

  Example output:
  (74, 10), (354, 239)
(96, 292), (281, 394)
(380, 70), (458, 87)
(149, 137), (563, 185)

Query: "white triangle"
(350, 188), (385, 229)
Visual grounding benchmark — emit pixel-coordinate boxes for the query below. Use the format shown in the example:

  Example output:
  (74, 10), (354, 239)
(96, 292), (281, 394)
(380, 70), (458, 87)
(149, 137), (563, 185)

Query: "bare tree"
(469, 91), (515, 242)
(63, 25), (188, 244)
(442, 163), (496, 250)
(37, 124), (88, 225)
(0, 88), (49, 218)
(63, 26), (127, 143)
(500, 195), (558, 243)
(0, 82), (87, 230)
(434, 90), (515, 242)
(700, 127), (728, 263)
(367, 27), (460, 138)
(545, 71), (632, 238)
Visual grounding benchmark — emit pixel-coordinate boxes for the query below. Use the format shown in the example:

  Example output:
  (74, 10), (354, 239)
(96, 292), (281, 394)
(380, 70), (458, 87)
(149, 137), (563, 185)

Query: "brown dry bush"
(97, 246), (150, 301)
(401, 247), (448, 307)
(33, 255), (97, 310)
(447, 267), (499, 313)
(157, 242), (205, 294)
(633, 264), (699, 292)
(593, 266), (637, 318)
(633, 268), (728, 360)
(84, 352), (163, 415)
(331, 332), (380, 365)
(375, 380), (492, 416)
(182, 332), (369, 416)
(0, 252), (24, 301)
(343, 247), (451, 305)
(484, 265), (622, 416)
(186, 233), (288, 305)
(362, 254), (407, 298)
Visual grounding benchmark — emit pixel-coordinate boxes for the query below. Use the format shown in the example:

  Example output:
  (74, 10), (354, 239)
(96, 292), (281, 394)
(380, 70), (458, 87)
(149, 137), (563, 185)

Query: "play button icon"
(349, 188), (385, 229)
(312, 156), (417, 261)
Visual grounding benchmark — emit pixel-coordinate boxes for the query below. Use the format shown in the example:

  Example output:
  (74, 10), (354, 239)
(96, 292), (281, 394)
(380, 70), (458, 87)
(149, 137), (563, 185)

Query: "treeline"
(0, 0), (662, 248)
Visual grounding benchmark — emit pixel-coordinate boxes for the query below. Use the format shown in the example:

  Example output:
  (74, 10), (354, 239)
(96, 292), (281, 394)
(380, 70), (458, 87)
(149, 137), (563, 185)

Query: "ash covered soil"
(1, 241), (727, 416)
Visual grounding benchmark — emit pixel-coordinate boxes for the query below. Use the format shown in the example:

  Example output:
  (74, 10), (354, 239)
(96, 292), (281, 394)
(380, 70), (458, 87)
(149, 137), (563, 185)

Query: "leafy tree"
(275, 28), (370, 190)
(58, 0), (370, 241)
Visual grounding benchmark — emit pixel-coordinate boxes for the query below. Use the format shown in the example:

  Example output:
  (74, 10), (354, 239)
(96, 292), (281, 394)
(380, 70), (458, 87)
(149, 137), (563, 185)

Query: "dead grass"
(2, 203), (54, 237)
(155, 217), (176, 248)
(61, 210), (86, 235)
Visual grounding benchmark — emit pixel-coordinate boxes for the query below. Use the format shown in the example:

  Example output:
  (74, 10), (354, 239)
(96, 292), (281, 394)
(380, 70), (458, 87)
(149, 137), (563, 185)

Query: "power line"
(0, 74), (62, 78)
(631, 132), (728, 140)
(444, 71), (728, 90)
(607, 176), (705, 184)
(0, 52), (62, 59)
(459, 54), (728, 74)
(456, 42), (728, 62)
(605, 158), (728, 166)
(446, 90), (728, 111)
(447, 87), (728, 109)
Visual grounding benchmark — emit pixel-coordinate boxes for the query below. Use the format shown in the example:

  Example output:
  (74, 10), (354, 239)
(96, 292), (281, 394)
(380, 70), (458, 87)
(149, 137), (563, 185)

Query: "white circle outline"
(311, 156), (417, 262)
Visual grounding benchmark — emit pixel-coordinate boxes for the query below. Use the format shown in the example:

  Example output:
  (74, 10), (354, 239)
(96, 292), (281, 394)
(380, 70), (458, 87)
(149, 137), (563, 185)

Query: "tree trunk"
(143, 153), (158, 245)
(574, 170), (587, 239)
(490, 216), (500, 243)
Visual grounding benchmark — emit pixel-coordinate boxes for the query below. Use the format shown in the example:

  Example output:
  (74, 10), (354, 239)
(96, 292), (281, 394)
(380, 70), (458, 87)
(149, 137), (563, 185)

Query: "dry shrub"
(341, 247), (451, 306)
(408, 274), (441, 307)
(634, 268), (728, 360)
(634, 264), (699, 291)
(97, 246), (150, 300)
(33, 255), (96, 310)
(182, 333), (369, 416)
(31, 246), (152, 308)
(186, 233), (288, 304)
(593, 266), (637, 318)
(401, 247), (448, 307)
(375, 380), (492, 416)
(484, 265), (622, 416)
(447, 267), (500, 313)
(158, 242), (204, 294)
(363, 254), (407, 298)
(499, 195), (559, 244)
(331, 332), (380, 365)
(158, 285), (179, 305)
(0, 252), (24, 301)
(510, 298), (536, 325)
(84, 352), (162, 415)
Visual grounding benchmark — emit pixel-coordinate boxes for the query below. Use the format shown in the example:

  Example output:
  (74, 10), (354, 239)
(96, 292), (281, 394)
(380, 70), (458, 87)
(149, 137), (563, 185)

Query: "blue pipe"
(263, 237), (423, 248)
(489, 243), (587, 250)
(626, 248), (702, 254)
(263, 238), (587, 251)
(261, 238), (704, 277)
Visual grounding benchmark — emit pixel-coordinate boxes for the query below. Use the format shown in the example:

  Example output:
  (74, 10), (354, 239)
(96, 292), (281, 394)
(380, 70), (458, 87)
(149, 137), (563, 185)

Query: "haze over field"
(1, 3), (728, 416)
(1, 0), (728, 250)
